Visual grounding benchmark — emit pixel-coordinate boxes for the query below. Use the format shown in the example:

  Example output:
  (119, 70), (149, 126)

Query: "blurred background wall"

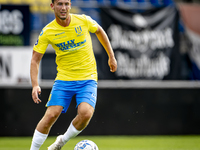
(0, 0), (200, 136)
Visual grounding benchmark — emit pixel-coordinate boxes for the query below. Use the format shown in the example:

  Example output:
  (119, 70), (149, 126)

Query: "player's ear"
(50, 3), (54, 10)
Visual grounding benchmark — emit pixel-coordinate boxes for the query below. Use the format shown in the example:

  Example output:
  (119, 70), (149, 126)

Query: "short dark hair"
(51, 0), (71, 3)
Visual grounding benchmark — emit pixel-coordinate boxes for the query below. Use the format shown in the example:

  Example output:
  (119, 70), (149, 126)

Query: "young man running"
(30, 0), (117, 150)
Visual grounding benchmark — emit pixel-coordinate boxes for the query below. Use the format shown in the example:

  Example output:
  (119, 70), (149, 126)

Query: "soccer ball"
(74, 140), (99, 150)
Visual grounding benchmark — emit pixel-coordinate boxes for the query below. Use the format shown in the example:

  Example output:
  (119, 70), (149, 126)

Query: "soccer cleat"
(48, 135), (65, 150)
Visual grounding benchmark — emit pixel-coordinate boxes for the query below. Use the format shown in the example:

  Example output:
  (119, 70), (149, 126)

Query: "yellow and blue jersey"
(33, 14), (98, 81)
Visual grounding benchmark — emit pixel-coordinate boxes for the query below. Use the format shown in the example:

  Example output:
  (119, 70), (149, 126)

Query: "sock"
(62, 122), (82, 144)
(30, 130), (48, 150)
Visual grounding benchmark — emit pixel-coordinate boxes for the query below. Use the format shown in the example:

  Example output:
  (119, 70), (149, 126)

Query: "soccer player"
(30, 0), (117, 150)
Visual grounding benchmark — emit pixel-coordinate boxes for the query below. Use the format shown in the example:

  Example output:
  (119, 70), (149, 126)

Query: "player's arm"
(95, 25), (117, 72)
(30, 50), (44, 104)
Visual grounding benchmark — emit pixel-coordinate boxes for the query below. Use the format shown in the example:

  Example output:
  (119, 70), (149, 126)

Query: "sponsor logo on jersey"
(55, 39), (86, 52)
(55, 32), (65, 36)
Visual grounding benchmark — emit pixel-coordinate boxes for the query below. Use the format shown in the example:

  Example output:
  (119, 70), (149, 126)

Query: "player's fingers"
(110, 65), (114, 72)
(37, 92), (42, 103)
(33, 94), (39, 104)
(32, 91), (41, 104)
(110, 63), (117, 72)
(36, 98), (42, 104)
(108, 58), (117, 72)
(35, 92), (42, 104)
(38, 89), (41, 95)
(110, 65), (115, 72)
(34, 97), (42, 104)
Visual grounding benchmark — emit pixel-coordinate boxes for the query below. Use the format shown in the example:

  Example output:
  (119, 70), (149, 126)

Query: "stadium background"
(0, 0), (200, 137)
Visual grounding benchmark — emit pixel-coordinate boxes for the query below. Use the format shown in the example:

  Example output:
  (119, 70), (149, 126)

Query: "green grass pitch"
(0, 135), (200, 150)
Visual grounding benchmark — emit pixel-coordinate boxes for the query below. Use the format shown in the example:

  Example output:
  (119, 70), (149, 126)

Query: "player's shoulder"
(71, 13), (91, 21)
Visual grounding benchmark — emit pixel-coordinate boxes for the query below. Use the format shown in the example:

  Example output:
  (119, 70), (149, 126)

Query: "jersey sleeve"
(85, 15), (98, 33)
(33, 29), (49, 54)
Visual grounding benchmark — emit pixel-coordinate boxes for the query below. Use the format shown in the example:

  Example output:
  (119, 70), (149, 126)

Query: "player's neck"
(56, 15), (71, 27)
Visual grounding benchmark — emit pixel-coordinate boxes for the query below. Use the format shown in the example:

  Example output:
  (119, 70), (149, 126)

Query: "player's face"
(51, 0), (71, 20)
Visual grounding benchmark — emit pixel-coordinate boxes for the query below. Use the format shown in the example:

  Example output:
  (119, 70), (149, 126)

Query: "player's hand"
(32, 86), (42, 104)
(108, 57), (117, 72)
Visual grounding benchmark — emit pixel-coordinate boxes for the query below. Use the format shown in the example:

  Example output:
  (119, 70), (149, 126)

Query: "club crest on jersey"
(75, 26), (82, 34)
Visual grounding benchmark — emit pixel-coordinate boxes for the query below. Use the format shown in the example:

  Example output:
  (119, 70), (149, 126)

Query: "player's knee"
(84, 111), (93, 121)
(45, 111), (60, 123)
(38, 113), (60, 131)
(44, 106), (62, 122)
(49, 113), (59, 121)
(78, 103), (94, 123)
(79, 110), (93, 122)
